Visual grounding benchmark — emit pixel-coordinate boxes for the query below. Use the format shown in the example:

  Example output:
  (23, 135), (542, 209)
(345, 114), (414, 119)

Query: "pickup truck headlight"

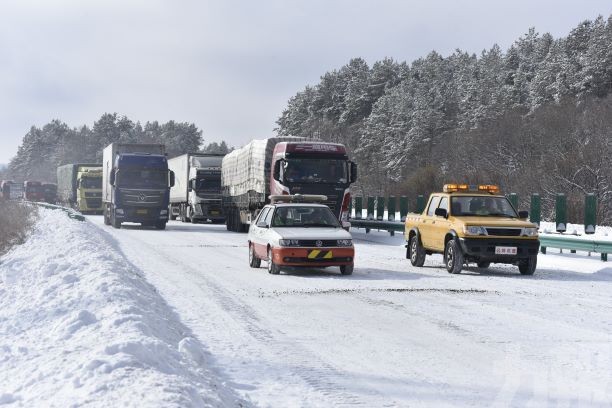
(463, 226), (487, 236)
(337, 239), (353, 247)
(279, 239), (300, 247)
(521, 227), (538, 237)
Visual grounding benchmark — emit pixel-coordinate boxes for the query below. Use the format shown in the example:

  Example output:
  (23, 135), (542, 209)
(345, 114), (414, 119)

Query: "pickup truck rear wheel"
(409, 235), (426, 267)
(518, 255), (537, 275)
(445, 239), (463, 274)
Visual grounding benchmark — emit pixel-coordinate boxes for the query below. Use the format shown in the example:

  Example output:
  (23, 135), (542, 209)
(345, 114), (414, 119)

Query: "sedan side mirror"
(434, 207), (447, 218)
(518, 210), (529, 219)
(256, 221), (268, 228)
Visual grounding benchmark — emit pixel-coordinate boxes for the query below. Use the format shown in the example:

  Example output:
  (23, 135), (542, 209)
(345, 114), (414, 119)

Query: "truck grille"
(121, 189), (165, 207)
(85, 199), (102, 209)
(485, 228), (522, 237)
(85, 192), (102, 198)
(321, 194), (338, 215)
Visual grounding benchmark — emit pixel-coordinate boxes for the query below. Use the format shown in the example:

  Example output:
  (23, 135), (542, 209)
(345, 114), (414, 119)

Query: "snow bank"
(0, 209), (247, 407)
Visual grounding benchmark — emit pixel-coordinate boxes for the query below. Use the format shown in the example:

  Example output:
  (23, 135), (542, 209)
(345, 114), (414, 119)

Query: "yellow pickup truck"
(404, 184), (540, 275)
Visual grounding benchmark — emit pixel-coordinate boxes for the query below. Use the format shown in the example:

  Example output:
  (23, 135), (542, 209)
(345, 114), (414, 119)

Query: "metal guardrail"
(27, 201), (85, 221)
(350, 218), (610, 262)
(539, 234), (610, 261)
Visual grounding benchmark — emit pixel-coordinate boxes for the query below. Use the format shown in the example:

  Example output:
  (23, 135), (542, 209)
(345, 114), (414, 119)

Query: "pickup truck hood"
(453, 216), (537, 228)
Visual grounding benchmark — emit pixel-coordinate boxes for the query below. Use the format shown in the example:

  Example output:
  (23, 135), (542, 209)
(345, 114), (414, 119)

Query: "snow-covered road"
(89, 216), (612, 407)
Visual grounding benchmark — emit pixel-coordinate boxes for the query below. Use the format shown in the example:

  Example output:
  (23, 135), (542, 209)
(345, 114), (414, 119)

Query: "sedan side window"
(264, 207), (274, 226)
(256, 207), (269, 225)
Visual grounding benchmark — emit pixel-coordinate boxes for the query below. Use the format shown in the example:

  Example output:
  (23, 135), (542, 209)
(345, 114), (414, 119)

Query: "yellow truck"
(57, 164), (103, 213)
(404, 184), (540, 275)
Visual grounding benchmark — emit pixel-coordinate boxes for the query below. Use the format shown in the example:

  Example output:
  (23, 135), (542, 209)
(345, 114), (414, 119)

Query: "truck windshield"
(450, 196), (518, 217)
(118, 170), (168, 189)
(271, 206), (340, 228)
(283, 159), (347, 184)
(195, 177), (220, 192)
(26, 185), (42, 193)
(81, 177), (102, 189)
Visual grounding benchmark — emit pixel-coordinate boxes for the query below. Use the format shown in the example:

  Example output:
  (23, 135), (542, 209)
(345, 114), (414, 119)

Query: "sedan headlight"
(463, 226), (487, 236)
(279, 239), (300, 247)
(521, 227), (538, 237)
(337, 239), (353, 247)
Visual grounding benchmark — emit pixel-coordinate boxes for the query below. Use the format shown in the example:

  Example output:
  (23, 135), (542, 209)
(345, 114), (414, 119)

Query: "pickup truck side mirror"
(434, 208), (448, 218)
(110, 169), (116, 186)
(349, 161), (358, 183)
(169, 171), (175, 188)
(273, 161), (281, 182)
(518, 210), (529, 219)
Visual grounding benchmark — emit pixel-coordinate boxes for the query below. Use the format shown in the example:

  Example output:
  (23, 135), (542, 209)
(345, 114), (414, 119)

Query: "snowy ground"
(2, 211), (612, 406)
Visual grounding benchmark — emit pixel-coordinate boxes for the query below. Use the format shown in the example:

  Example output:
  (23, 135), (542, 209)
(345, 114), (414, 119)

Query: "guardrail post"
(399, 196), (408, 221)
(508, 193), (519, 210)
(354, 196), (363, 219)
(376, 196), (385, 221)
(602, 253), (608, 262)
(555, 194), (567, 233)
(367, 197), (375, 220)
(530, 194), (541, 226)
(416, 195), (426, 214)
(387, 196), (396, 236)
(584, 193), (596, 235)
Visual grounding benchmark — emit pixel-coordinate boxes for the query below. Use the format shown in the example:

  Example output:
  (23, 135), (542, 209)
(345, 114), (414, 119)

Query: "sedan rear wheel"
(249, 243), (261, 268)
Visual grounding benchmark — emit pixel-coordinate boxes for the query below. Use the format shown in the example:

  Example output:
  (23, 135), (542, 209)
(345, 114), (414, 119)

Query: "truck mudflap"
(459, 238), (540, 261)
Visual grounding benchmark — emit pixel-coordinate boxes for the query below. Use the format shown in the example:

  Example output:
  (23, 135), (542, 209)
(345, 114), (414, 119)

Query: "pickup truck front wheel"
(445, 239), (463, 274)
(409, 235), (426, 267)
(518, 255), (537, 275)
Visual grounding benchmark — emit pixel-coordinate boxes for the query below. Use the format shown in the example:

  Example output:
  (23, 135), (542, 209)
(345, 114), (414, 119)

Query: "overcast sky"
(0, 0), (611, 164)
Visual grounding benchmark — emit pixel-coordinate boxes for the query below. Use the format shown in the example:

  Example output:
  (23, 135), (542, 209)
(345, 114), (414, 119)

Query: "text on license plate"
(210, 210), (219, 215)
(495, 246), (517, 255)
(136, 209), (148, 215)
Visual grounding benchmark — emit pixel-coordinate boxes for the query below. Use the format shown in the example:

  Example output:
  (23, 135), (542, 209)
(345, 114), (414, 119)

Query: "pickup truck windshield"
(283, 159), (348, 184)
(271, 206), (340, 228)
(451, 196), (518, 217)
(118, 170), (167, 189)
(81, 177), (102, 189)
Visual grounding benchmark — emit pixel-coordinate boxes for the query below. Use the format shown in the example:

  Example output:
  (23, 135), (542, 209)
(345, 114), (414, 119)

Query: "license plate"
(495, 246), (517, 255)
(136, 209), (148, 215)
(210, 210), (219, 215)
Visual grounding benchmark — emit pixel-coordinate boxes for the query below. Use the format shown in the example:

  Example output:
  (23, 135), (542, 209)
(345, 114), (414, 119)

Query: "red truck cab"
(24, 180), (44, 201)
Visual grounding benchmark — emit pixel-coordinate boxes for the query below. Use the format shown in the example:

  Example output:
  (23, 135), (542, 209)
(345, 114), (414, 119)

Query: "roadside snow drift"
(0, 209), (247, 407)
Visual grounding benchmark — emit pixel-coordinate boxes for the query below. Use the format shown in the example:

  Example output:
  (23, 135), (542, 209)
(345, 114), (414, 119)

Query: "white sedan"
(247, 202), (355, 275)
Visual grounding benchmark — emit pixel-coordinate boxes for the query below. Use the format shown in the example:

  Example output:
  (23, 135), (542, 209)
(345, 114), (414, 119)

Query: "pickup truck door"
(430, 196), (451, 251)
(419, 196), (440, 249)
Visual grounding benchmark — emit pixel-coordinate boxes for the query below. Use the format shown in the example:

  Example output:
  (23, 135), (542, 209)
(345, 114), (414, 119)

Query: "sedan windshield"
(271, 206), (340, 228)
(451, 196), (518, 217)
(118, 170), (168, 189)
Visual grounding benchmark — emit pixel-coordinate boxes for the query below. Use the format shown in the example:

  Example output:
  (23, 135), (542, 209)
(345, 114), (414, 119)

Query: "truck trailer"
(221, 137), (357, 232)
(102, 143), (174, 230)
(168, 153), (225, 223)
(57, 164), (103, 213)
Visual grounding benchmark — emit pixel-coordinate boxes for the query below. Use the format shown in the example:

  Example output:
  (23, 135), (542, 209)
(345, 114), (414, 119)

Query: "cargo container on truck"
(102, 143), (175, 230)
(57, 164), (103, 213)
(24, 181), (44, 201)
(168, 153), (225, 223)
(221, 137), (357, 232)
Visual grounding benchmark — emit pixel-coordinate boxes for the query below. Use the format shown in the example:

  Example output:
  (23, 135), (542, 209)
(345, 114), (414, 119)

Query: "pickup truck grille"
(485, 228), (522, 237)
(121, 189), (165, 207)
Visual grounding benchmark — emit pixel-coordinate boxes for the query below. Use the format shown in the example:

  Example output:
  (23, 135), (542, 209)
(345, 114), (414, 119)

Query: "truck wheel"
(518, 256), (537, 275)
(103, 207), (111, 225)
(267, 248), (280, 275)
(155, 221), (167, 230)
(445, 239), (463, 274)
(249, 244), (261, 268)
(409, 235), (426, 267)
(111, 212), (121, 229)
(169, 206), (177, 221)
(340, 264), (354, 275)
(477, 261), (491, 269)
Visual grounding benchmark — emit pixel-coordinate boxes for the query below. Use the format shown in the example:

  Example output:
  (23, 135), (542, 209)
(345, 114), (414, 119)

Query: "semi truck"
(57, 164), (103, 213)
(102, 143), (175, 230)
(1, 180), (23, 200)
(168, 153), (225, 223)
(221, 137), (358, 232)
(42, 183), (57, 204)
(23, 181), (44, 201)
